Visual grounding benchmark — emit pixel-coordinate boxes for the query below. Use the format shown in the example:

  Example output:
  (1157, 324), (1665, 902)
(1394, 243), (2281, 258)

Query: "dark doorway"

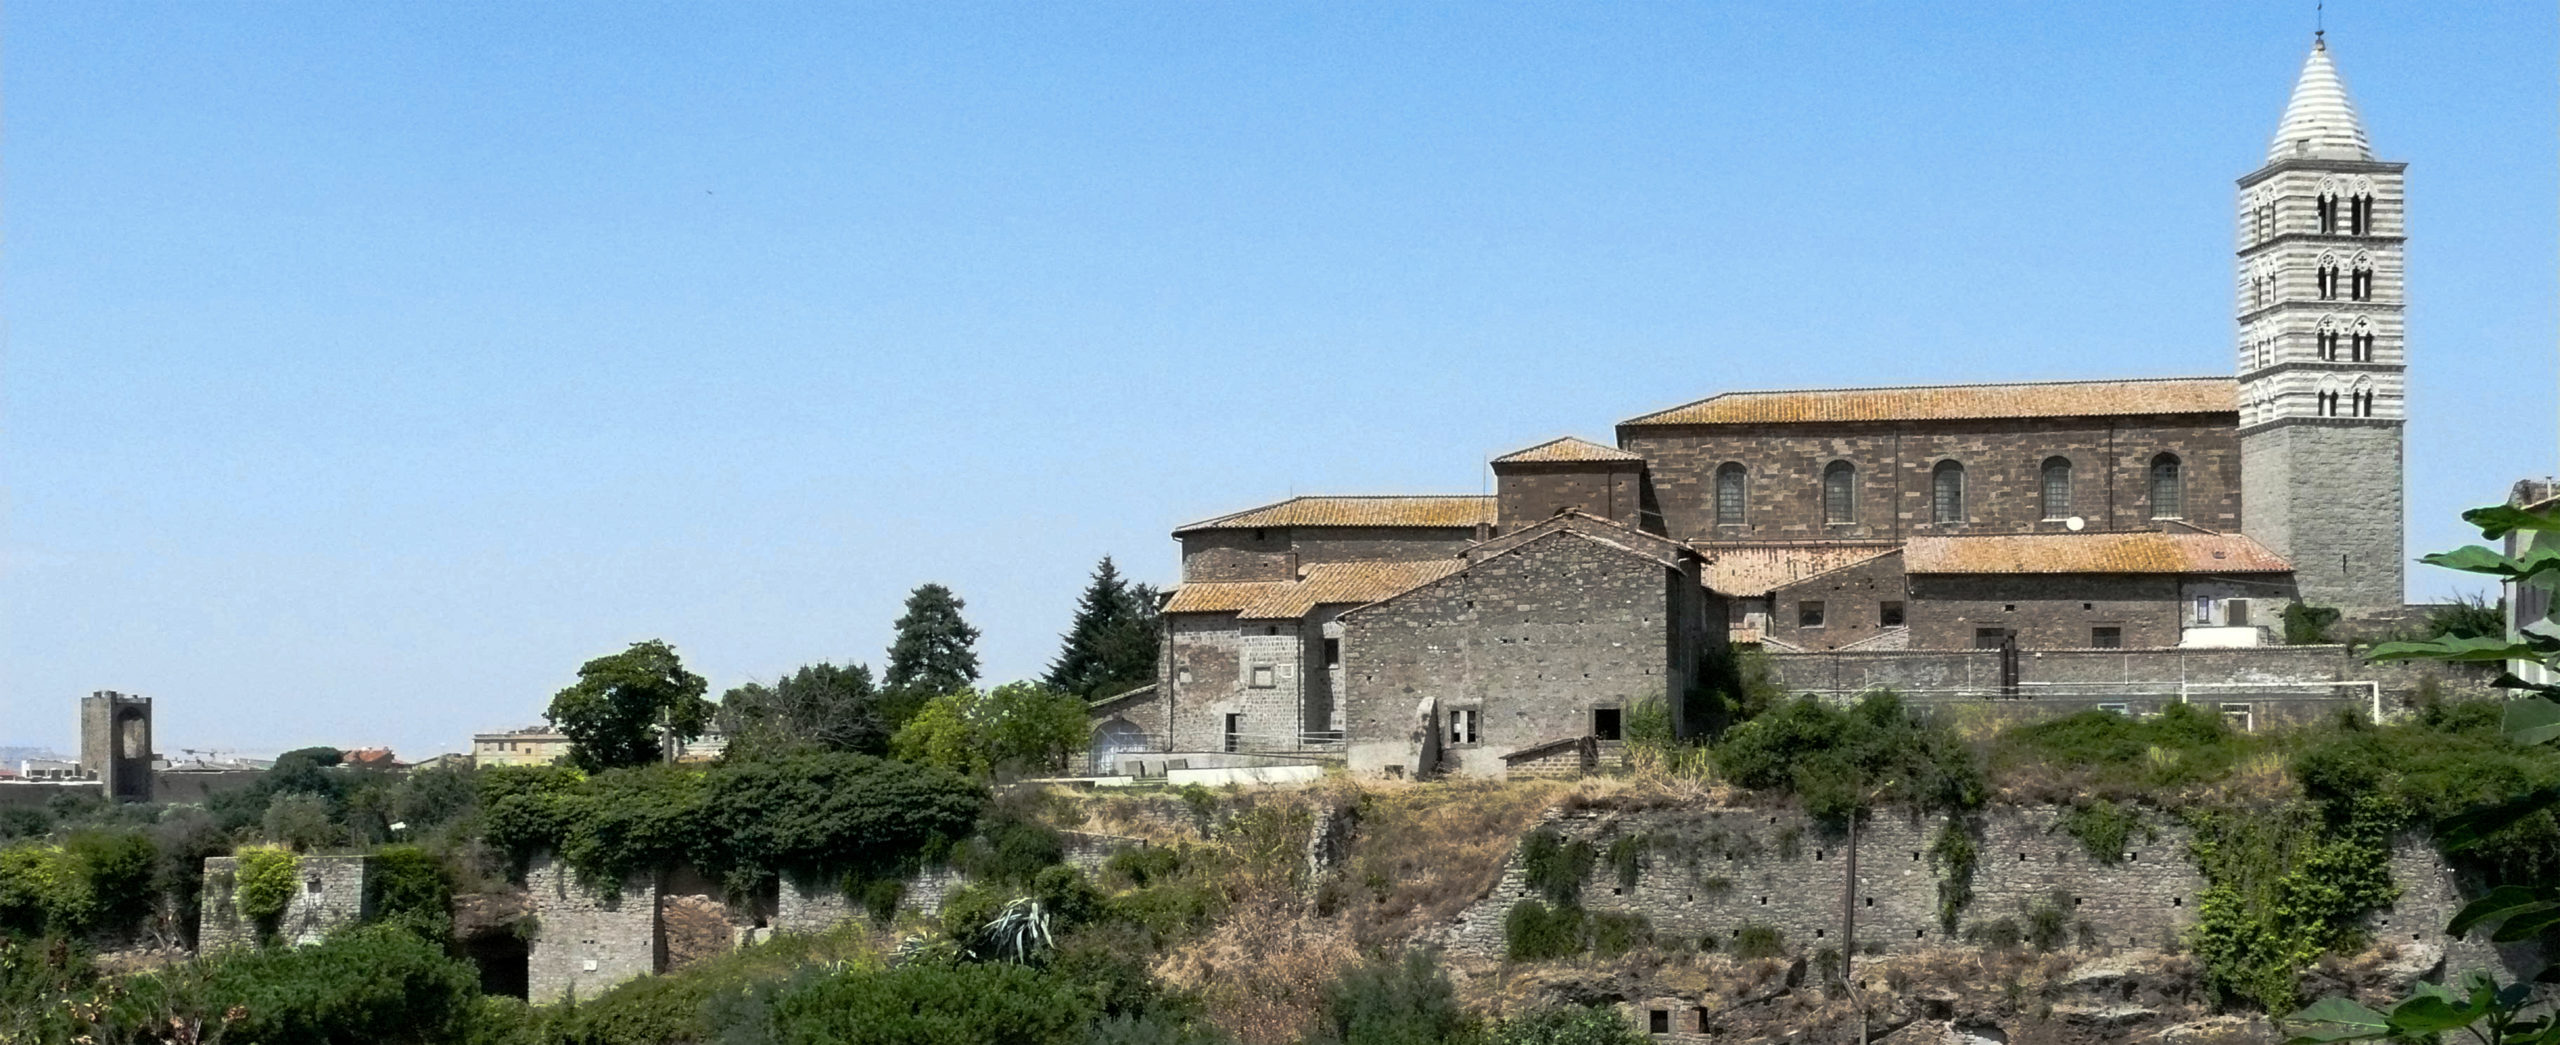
(1592, 707), (1623, 741)
(460, 930), (530, 999)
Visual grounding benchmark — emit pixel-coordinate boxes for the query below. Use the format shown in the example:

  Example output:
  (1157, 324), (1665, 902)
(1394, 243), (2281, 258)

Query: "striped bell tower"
(2236, 34), (2407, 611)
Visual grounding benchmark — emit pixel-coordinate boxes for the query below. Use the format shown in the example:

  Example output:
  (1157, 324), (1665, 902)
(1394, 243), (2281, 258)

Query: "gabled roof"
(1162, 581), (1294, 614)
(1701, 542), (1901, 597)
(1492, 436), (1644, 466)
(1343, 523), (1696, 622)
(1904, 531), (2291, 576)
(1620, 377), (2238, 427)
(1173, 495), (1496, 535)
(2270, 38), (2373, 163)
(1239, 560), (1469, 620)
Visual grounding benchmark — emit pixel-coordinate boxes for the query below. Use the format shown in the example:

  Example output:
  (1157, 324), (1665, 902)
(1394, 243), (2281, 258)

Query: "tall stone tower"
(2237, 35), (2407, 612)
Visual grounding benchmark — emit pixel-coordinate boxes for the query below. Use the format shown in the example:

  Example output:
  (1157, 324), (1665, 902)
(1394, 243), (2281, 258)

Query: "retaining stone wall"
(197, 854), (374, 952)
(525, 854), (658, 1003)
(773, 832), (1141, 935)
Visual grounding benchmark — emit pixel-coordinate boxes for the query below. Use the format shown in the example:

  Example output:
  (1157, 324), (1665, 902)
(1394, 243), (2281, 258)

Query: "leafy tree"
(1046, 557), (1162, 700)
(704, 750), (986, 888)
(718, 661), (891, 757)
(546, 639), (713, 772)
(262, 792), (340, 851)
(756, 961), (1101, 1045)
(1492, 1004), (1645, 1045)
(265, 747), (348, 799)
(1714, 692), (1985, 822)
(892, 683), (1091, 778)
(127, 922), (483, 1045)
(884, 584), (983, 716)
(2428, 591), (2508, 641)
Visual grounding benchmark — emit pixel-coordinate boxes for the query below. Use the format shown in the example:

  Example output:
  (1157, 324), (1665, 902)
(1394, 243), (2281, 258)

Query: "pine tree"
(717, 661), (888, 758)
(882, 583), (981, 719)
(1045, 558), (1163, 699)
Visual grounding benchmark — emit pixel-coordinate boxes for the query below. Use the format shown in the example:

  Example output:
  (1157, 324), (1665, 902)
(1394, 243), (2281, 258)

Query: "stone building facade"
(198, 854), (376, 952)
(1132, 38), (2418, 776)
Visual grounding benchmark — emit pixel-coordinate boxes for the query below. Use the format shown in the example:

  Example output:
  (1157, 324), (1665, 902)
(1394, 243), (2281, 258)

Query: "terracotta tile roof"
(1469, 510), (1702, 569)
(1174, 495), (1496, 535)
(1240, 560), (1469, 620)
(1492, 436), (1644, 465)
(1904, 531), (2292, 575)
(1162, 581), (1294, 614)
(1701, 542), (1901, 596)
(1620, 377), (2239, 427)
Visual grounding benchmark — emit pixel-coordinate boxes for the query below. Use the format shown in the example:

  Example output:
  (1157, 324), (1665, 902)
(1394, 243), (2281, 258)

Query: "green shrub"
(233, 846), (301, 925)
(1309, 949), (1478, 1045)
(1603, 835), (1644, 890)
(1730, 922), (1784, 960)
(1968, 917), (2023, 950)
(2183, 795), (2401, 1012)
(370, 844), (453, 932)
(753, 961), (1100, 1045)
(2025, 893), (2071, 953)
(157, 922), (482, 1045)
(859, 877), (904, 924)
(1504, 899), (1584, 961)
(2283, 603), (2341, 645)
(2426, 592), (2505, 640)
(2060, 800), (2145, 864)
(1491, 1003), (1645, 1045)
(1993, 703), (2265, 797)
(1714, 693), (1983, 822)
(958, 814), (1065, 886)
(1927, 820), (1977, 934)
(1520, 828), (1595, 907)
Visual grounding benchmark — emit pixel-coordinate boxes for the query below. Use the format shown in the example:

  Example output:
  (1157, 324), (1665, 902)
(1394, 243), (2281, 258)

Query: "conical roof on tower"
(2268, 36), (2373, 163)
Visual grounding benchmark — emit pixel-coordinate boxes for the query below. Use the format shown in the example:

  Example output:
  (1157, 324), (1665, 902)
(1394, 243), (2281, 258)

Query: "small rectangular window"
(2219, 703), (2255, 733)
(1878, 601), (1904, 627)
(1592, 707), (1623, 741)
(1249, 665), (1275, 688)
(1974, 627), (2009, 649)
(2193, 596), (2215, 625)
(1224, 714), (1243, 753)
(2097, 702), (2129, 716)
(2091, 627), (2123, 648)
(1798, 600), (1826, 628)
(1323, 638), (1341, 668)
(1449, 708), (1478, 745)
(1650, 1009), (1670, 1034)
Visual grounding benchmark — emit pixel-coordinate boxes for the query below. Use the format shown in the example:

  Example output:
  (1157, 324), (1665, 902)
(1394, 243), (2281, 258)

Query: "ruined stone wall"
(771, 832), (1141, 935)
(1623, 416), (2242, 544)
(1437, 806), (2488, 973)
(525, 855), (658, 1003)
(1341, 533), (1679, 777)
(197, 855), (375, 952)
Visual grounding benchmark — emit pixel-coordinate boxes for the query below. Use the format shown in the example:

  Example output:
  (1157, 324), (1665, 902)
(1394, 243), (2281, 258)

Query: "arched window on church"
(2351, 377), (2376, 418)
(1931, 460), (1965, 526)
(2040, 457), (2073, 521)
(2318, 380), (2342, 418)
(2350, 192), (2372, 235)
(2149, 453), (2183, 520)
(2317, 190), (2338, 234)
(1822, 461), (1856, 526)
(2351, 253), (2374, 301)
(1714, 463), (1747, 526)
(2351, 317), (2375, 362)
(2318, 316), (2340, 361)
(2317, 253), (2340, 300)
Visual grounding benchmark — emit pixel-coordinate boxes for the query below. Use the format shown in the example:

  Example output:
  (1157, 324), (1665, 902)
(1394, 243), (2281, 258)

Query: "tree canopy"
(545, 640), (713, 772)
(718, 661), (891, 758)
(885, 584), (982, 706)
(893, 683), (1091, 779)
(1044, 557), (1162, 701)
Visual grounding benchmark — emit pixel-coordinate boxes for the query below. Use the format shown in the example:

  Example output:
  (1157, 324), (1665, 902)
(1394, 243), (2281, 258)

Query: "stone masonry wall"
(1496, 463), (1647, 533)
(772, 832), (1141, 935)
(198, 854), (375, 952)
(1908, 573), (2186, 650)
(1623, 415), (2242, 544)
(1342, 532), (1680, 777)
(1767, 551), (1908, 652)
(2240, 421), (2405, 611)
(526, 854), (659, 1003)
(1437, 806), (2510, 981)
(1180, 527), (1481, 583)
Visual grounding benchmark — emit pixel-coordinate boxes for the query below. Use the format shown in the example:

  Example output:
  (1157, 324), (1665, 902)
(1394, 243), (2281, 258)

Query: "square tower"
(2237, 36), (2407, 612)
(78, 691), (154, 803)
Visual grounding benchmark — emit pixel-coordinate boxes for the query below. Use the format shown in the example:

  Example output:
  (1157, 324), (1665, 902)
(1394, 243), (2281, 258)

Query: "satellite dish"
(2065, 517), (2087, 531)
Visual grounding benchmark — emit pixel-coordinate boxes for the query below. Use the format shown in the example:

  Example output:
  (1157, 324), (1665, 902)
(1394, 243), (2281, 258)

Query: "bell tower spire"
(2236, 35), (2408, 611)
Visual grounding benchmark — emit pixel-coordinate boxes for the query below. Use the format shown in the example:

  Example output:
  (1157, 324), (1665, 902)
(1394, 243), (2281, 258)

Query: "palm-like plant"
(968, 897), (1053, 965)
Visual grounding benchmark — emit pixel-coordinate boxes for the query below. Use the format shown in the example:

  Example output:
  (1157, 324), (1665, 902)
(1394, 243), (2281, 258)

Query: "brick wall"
(1341, 532), (1686, 777)
(2240, 421), (2405, 610)
(197, 854), (375, 952)
(1622, 416), (2242, 543)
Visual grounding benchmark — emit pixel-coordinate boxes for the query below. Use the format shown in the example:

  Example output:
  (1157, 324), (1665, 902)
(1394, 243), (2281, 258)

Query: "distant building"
(473, 727), (572, 768)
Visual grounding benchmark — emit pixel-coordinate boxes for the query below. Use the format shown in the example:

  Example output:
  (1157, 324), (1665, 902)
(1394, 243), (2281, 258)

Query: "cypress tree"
(883, 583), (981, 717)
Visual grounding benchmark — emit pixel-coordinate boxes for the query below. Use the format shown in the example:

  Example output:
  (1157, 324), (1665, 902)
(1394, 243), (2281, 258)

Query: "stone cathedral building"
(1094, 38), (2413, 777)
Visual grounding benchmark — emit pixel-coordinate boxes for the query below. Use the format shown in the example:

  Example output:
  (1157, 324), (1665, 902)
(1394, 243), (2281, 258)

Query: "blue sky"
(3, 3), (2552, 757)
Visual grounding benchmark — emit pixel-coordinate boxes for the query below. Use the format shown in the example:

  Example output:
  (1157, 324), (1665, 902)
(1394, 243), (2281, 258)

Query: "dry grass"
(1153, 897), (1357, 1045)
(1328, 777), (1569, 946)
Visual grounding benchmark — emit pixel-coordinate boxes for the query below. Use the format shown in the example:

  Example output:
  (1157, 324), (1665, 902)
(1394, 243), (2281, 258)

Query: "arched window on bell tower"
(2350, 192), (2372, 235)
(2351, 317), (2374, 362)
(2317, 253), (2341, 300)
(2351, 377), (2375, 418)
(2318, 316), (2340, 360)
(2317, 187), (2339, 233)
(2317, 380), (2341, 418)
(2351, 253), (2374, 301)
